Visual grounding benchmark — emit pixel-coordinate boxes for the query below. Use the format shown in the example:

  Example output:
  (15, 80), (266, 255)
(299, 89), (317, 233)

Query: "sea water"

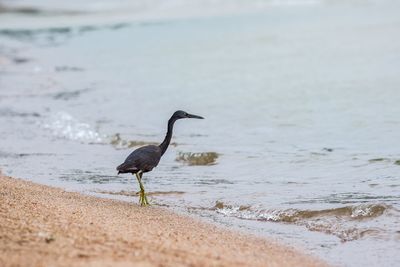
(1, 1), (400, 266)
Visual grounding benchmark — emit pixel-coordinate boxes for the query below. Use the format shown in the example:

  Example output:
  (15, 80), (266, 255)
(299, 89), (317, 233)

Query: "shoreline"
(0, 175), (328, 267)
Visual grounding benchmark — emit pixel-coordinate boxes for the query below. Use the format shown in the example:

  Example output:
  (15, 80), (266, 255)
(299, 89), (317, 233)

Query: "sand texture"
(0, 175), (328, 267)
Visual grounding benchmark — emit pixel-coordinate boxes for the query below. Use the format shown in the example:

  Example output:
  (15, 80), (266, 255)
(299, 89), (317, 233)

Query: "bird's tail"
(116, 163), (126, 172)
(116, 162), (136, 174)
(116, 164), (124, 175)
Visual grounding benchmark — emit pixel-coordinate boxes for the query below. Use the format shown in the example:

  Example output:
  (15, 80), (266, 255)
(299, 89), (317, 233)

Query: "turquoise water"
(1, 1), (400, 266)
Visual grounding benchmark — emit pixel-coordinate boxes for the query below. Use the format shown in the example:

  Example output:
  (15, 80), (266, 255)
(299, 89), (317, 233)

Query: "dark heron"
(116, 110), (204, 206)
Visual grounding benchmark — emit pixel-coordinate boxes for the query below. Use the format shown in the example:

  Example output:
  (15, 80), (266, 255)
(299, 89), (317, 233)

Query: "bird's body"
(116, 110), (204, 206)
(117, 145), (161, 174)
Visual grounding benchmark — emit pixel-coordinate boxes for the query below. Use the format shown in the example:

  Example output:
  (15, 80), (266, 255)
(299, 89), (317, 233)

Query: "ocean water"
(1, 1), (400, 266)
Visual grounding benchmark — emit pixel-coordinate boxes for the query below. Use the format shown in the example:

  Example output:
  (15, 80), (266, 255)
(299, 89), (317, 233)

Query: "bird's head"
(172, 110), (204, 120)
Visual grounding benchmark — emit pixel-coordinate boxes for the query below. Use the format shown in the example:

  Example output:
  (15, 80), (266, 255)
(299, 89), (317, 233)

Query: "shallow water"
(1, 1), (400, 266)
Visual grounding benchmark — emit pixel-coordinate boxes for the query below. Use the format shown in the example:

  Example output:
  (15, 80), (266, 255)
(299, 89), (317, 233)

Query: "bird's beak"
(186, 113), (204, 119)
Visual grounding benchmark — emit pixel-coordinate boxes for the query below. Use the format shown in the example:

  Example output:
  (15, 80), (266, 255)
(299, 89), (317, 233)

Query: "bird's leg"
(135, 172), (149, 206)
(135, 172), (145, 205)
(134, 173), (143, 204)
(139, 172), (150, 205)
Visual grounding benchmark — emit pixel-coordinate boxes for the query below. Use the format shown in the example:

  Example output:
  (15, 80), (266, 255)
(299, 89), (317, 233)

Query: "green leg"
(139, 172), (150, 205)
(135, 172), (149, 206)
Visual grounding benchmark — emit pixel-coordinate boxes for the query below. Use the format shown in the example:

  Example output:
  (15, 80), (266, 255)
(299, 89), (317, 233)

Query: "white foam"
(41, 111), (103, 143)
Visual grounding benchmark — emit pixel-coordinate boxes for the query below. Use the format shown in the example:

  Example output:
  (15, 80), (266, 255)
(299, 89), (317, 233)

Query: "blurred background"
(1, 1), (400, 266)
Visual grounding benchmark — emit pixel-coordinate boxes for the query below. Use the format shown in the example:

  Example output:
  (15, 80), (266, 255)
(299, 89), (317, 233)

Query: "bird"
(116, 110), (204, 206)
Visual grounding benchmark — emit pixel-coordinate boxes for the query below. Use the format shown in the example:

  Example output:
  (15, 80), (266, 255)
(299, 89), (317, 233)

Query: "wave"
(214, 201), (391, 241)
(96, 190), (185, 197)
(40, 112), (171, 149)
(1, 0), (324, 15)
(214, 201), (389, 221)
(0, 108), (40, 118)
(110, 133), (158, 149)
(0, 0), (325, 34)
(176, 152), (219, 166)
(41, 111), (103, 143)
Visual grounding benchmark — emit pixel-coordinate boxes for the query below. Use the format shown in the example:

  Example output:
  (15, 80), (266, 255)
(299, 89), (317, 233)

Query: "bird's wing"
(116, 162), (139, 173)
(117, 145), (162, 172)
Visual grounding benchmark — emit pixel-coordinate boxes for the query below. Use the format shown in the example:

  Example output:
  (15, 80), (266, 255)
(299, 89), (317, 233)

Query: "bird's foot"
(139, 191), (150, 206)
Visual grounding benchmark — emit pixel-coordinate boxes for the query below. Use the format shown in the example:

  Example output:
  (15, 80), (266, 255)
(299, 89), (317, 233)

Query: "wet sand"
(0, 175), (327, 267)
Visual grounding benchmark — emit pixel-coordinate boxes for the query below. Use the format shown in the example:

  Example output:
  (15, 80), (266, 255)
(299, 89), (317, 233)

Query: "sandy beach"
(0, 175), (327, 267)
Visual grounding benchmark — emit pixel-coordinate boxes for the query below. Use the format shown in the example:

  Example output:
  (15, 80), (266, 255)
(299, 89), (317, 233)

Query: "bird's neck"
(159, 117), (177, 156)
